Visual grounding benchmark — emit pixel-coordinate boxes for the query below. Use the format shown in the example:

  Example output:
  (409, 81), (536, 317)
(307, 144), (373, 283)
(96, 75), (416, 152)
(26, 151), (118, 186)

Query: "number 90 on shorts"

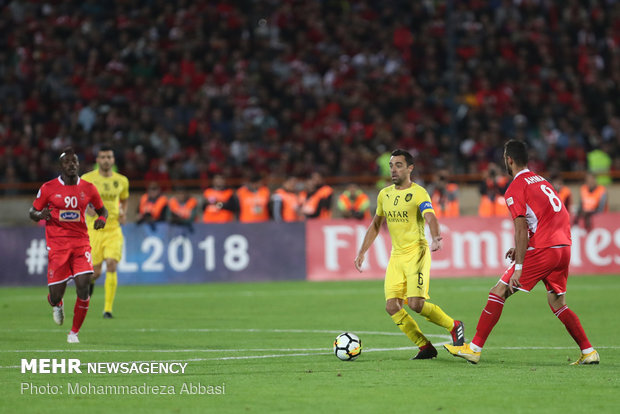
(47, 245), (94, 286)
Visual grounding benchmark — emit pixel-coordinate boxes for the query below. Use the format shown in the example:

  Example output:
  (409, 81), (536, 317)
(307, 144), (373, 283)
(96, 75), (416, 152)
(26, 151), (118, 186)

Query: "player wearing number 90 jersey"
(30, 147), (107, 344)
(32, 175), (104, 284)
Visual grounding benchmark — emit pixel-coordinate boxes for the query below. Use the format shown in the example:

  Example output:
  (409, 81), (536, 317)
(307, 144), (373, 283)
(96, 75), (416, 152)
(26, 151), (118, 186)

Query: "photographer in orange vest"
(202, 174), (235, 223)
(478, 163), (510, 217)
(272, 176), (304, 222)
(301, 172), (333, 220)
(168, 187), (198, 225)
(337, 183), (370, 220)
(429, 170), (460, 218)
(137, 182), (168, 224)
(574, 172), (608, 231)
(236, 173), (271, 223)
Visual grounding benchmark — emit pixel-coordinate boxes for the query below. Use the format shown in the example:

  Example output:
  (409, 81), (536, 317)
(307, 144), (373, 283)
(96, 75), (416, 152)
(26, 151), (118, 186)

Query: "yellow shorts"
(89, 226), (124, 265)
(384, 245), (431, 300)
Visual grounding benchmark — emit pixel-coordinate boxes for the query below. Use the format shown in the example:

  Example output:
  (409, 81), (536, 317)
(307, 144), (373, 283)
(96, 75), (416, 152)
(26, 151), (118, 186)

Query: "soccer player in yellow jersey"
(355, 149), (465, 359)
(82, 145), (129, 319)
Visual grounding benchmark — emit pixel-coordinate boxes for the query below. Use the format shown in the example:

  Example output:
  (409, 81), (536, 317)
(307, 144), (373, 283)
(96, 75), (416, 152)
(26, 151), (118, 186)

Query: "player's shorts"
(47, 245), (93, 286)
(499, 245), (570, 294)
(384, 244), (431, 300)
(89, 227), (124, 265)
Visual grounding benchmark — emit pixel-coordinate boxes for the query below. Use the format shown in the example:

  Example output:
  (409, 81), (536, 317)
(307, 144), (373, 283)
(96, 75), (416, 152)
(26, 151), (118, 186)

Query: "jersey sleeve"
(80, 171), (93, 183)
(89, 183), (105, 210)
(375, 190), (384, 216)
(120, 176), (130, 200)
(505, 182), (526, 219)
(32, 184), (48, 210)
(418, 188), (435, 215)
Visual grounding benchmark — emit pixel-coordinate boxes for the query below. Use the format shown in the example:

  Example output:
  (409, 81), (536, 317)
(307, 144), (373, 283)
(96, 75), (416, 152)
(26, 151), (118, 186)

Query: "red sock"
(552, 305), (592, 350)
(71, 297), (90, 334)
(47, 294), (62, 307)
(472, 293), (505, 348)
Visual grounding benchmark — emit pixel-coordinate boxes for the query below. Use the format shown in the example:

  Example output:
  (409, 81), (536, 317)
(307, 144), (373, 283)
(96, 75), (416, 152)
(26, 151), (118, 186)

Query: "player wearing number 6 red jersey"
(445, 140), (599, 365)
(29, 147), (108, 344)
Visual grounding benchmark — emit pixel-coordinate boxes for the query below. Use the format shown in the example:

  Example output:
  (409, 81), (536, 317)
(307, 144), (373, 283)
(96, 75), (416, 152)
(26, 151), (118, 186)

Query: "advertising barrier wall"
(1, 214), (619, 286)
(118, 222), (307, 284)
(0, 222), (306, 286)
(305, 213), (620, 281)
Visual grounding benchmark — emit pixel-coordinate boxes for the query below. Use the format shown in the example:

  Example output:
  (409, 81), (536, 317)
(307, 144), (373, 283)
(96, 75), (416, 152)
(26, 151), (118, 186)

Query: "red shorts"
(500, 246), (570, 294)
(47, 245), (94, 286)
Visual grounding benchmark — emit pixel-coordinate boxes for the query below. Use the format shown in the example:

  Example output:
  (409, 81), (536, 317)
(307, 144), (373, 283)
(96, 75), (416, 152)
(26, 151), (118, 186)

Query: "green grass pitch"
(1, 275), (618, 414)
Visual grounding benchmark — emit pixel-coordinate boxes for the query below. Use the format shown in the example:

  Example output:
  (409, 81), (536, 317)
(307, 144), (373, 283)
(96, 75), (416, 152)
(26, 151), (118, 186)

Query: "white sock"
(470, 342), (482, 353)
(581, 347), (594, 355)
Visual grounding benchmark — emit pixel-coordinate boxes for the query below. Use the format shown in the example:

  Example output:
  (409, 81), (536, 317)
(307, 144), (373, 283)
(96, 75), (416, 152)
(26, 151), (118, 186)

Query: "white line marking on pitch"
(2, 344), (618, 369)
(0, 345), (446, 369)
(4, 344), (618, 355)
(0, 348), (338, 353)
(0, 327), (450, 338)
(122, 345), (447, 364)
(0, 288), (381, 302)
(0, 342), (620, 359)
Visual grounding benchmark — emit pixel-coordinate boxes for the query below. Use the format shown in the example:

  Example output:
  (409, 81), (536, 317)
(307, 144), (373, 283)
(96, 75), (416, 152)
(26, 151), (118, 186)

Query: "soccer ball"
(334, 332), (362, 361)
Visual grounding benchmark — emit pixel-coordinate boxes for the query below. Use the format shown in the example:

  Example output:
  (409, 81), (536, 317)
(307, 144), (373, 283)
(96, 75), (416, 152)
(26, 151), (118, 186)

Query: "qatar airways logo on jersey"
(59, 210), (80, 222)
(524, 175), (545, 185)
(386, 210), (409, 223)
(386, 211), (408, 218)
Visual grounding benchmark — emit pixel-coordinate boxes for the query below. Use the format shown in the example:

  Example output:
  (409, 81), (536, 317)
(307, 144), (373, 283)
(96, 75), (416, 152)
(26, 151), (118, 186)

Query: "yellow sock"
(390, 308), (429, 347)
(104, 271), (118, 313)
(420, 302), (454, 330)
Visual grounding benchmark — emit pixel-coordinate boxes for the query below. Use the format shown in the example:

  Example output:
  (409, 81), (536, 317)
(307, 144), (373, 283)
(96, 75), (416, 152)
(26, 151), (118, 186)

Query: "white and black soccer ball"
(334, 332), (362, 361)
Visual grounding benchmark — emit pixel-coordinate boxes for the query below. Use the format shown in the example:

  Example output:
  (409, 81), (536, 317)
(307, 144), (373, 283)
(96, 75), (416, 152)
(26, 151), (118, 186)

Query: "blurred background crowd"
(0, 0), (619, 194)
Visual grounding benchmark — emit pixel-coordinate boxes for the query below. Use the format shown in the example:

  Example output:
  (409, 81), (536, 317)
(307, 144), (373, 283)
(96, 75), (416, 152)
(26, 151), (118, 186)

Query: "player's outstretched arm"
(354, 214), (384, 272)
(93, 206), (108, 230)
(119, 198), (129, 225)
(29, 206), (51, 222)
(424, 211), (443, 251)
(508, 216), (528, 293)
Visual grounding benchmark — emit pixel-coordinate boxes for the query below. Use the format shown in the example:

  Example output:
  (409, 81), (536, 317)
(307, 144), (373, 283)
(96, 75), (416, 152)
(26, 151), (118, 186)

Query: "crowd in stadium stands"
(1, 0), (619, 198)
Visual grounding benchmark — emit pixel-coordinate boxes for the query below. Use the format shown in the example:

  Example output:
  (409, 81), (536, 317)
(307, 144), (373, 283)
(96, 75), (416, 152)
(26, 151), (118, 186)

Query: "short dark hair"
(99, 143), (114, 153)
(59, 146), (76, 160)
(504, 140), (528, 166)
(391, 149), (414, 166)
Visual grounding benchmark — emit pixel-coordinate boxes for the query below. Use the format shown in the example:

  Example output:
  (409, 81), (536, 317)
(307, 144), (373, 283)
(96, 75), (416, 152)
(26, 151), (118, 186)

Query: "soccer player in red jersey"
(29, 147), (108, 343)
(445, 140), (599, 365)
